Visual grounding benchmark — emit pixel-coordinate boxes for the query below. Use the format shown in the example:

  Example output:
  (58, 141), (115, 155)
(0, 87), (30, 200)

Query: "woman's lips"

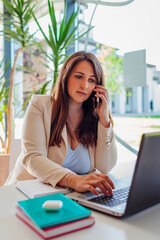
(76, 91), (86, 96)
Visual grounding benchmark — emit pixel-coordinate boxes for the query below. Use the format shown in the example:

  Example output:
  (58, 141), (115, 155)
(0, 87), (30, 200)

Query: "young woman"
(6, 51), (117, 196)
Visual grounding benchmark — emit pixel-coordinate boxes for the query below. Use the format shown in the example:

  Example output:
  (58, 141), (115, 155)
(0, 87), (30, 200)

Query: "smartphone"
(91, 91), (101, 108)
(95, 95), (99, 108)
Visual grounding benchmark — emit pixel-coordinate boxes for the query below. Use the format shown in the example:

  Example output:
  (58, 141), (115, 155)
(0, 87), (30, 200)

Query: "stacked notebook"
(16, 179), (70, 198)
(16, 193), (95, 239)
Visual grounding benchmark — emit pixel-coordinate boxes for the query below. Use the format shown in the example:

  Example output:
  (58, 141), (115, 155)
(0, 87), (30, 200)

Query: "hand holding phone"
(93, 85), (111, 128)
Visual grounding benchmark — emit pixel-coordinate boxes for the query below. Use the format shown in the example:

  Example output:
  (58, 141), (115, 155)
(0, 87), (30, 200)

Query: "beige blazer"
(6, 95), (117, 187)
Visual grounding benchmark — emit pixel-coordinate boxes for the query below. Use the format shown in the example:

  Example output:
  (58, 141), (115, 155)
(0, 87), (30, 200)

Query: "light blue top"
(62, 142), (91, 174)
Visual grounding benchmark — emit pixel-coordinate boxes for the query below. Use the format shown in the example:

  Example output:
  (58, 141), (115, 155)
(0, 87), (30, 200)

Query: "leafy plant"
(32, 0), (93, 90)
(0, 0), (40, 153)
(0, 57), (10, 153)
(22, 80), (51, 111)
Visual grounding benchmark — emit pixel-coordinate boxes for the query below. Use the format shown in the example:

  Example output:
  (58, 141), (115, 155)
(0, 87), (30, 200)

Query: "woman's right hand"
(67, 173), (115, 196)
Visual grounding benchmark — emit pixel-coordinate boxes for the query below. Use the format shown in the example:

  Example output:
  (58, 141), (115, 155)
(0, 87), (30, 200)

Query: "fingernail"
(108, 191), (113, 196)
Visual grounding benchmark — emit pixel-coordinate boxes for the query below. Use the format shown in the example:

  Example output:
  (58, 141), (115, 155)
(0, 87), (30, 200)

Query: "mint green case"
(17, 193), (91, 229)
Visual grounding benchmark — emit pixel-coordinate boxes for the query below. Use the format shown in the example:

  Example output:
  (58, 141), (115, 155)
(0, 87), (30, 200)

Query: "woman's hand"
(93, 85), (110, 128)
(67, 173), (115, 196)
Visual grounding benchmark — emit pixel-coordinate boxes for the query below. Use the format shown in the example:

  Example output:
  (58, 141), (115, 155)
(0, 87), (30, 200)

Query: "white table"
(0, 161), (160, 240)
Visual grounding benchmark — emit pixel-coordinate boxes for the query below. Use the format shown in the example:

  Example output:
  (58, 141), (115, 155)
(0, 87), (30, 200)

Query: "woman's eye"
(89, 78), (96, 83)
(75, 75), (82, 79)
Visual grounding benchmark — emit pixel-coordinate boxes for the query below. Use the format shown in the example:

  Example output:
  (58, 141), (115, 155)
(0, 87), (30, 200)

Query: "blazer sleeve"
(21, 95), (72, 187)
(95, 122), (117, 173)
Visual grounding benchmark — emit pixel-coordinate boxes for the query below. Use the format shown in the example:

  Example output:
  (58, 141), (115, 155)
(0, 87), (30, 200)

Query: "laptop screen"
(125, 132), (160, 216)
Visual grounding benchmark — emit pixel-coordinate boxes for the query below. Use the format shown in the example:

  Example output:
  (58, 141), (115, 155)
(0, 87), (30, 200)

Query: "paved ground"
(112, 115), (160, 163)
(113, 116), (160, 149)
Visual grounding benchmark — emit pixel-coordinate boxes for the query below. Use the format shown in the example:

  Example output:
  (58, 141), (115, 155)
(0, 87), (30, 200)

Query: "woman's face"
(67, 60), (97, 104)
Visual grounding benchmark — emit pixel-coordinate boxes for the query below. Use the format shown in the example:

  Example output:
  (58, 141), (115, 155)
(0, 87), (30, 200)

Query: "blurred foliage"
(97, 45), (123, 98)
(0, 57), (10, 151)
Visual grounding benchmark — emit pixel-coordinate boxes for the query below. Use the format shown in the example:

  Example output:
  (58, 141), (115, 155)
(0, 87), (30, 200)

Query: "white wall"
(114, 89), (126, 114)
(131, 87), (142, 113)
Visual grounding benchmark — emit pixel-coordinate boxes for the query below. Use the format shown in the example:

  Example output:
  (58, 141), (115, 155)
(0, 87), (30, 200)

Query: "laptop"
(66, 132), (160, 217)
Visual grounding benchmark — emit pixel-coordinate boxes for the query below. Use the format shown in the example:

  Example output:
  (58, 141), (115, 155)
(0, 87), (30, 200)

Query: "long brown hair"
(49, 51), (113, 147)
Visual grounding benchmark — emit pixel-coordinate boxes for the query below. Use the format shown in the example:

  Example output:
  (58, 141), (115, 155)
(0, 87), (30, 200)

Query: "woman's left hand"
(93, 85), (110, 128)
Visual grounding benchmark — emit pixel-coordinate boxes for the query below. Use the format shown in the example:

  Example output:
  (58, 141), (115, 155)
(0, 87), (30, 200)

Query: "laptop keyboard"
(88, 187), (130, 207)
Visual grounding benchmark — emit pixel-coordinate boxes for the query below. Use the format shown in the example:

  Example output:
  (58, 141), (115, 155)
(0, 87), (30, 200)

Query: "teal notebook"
(17, 193), (91, 229)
